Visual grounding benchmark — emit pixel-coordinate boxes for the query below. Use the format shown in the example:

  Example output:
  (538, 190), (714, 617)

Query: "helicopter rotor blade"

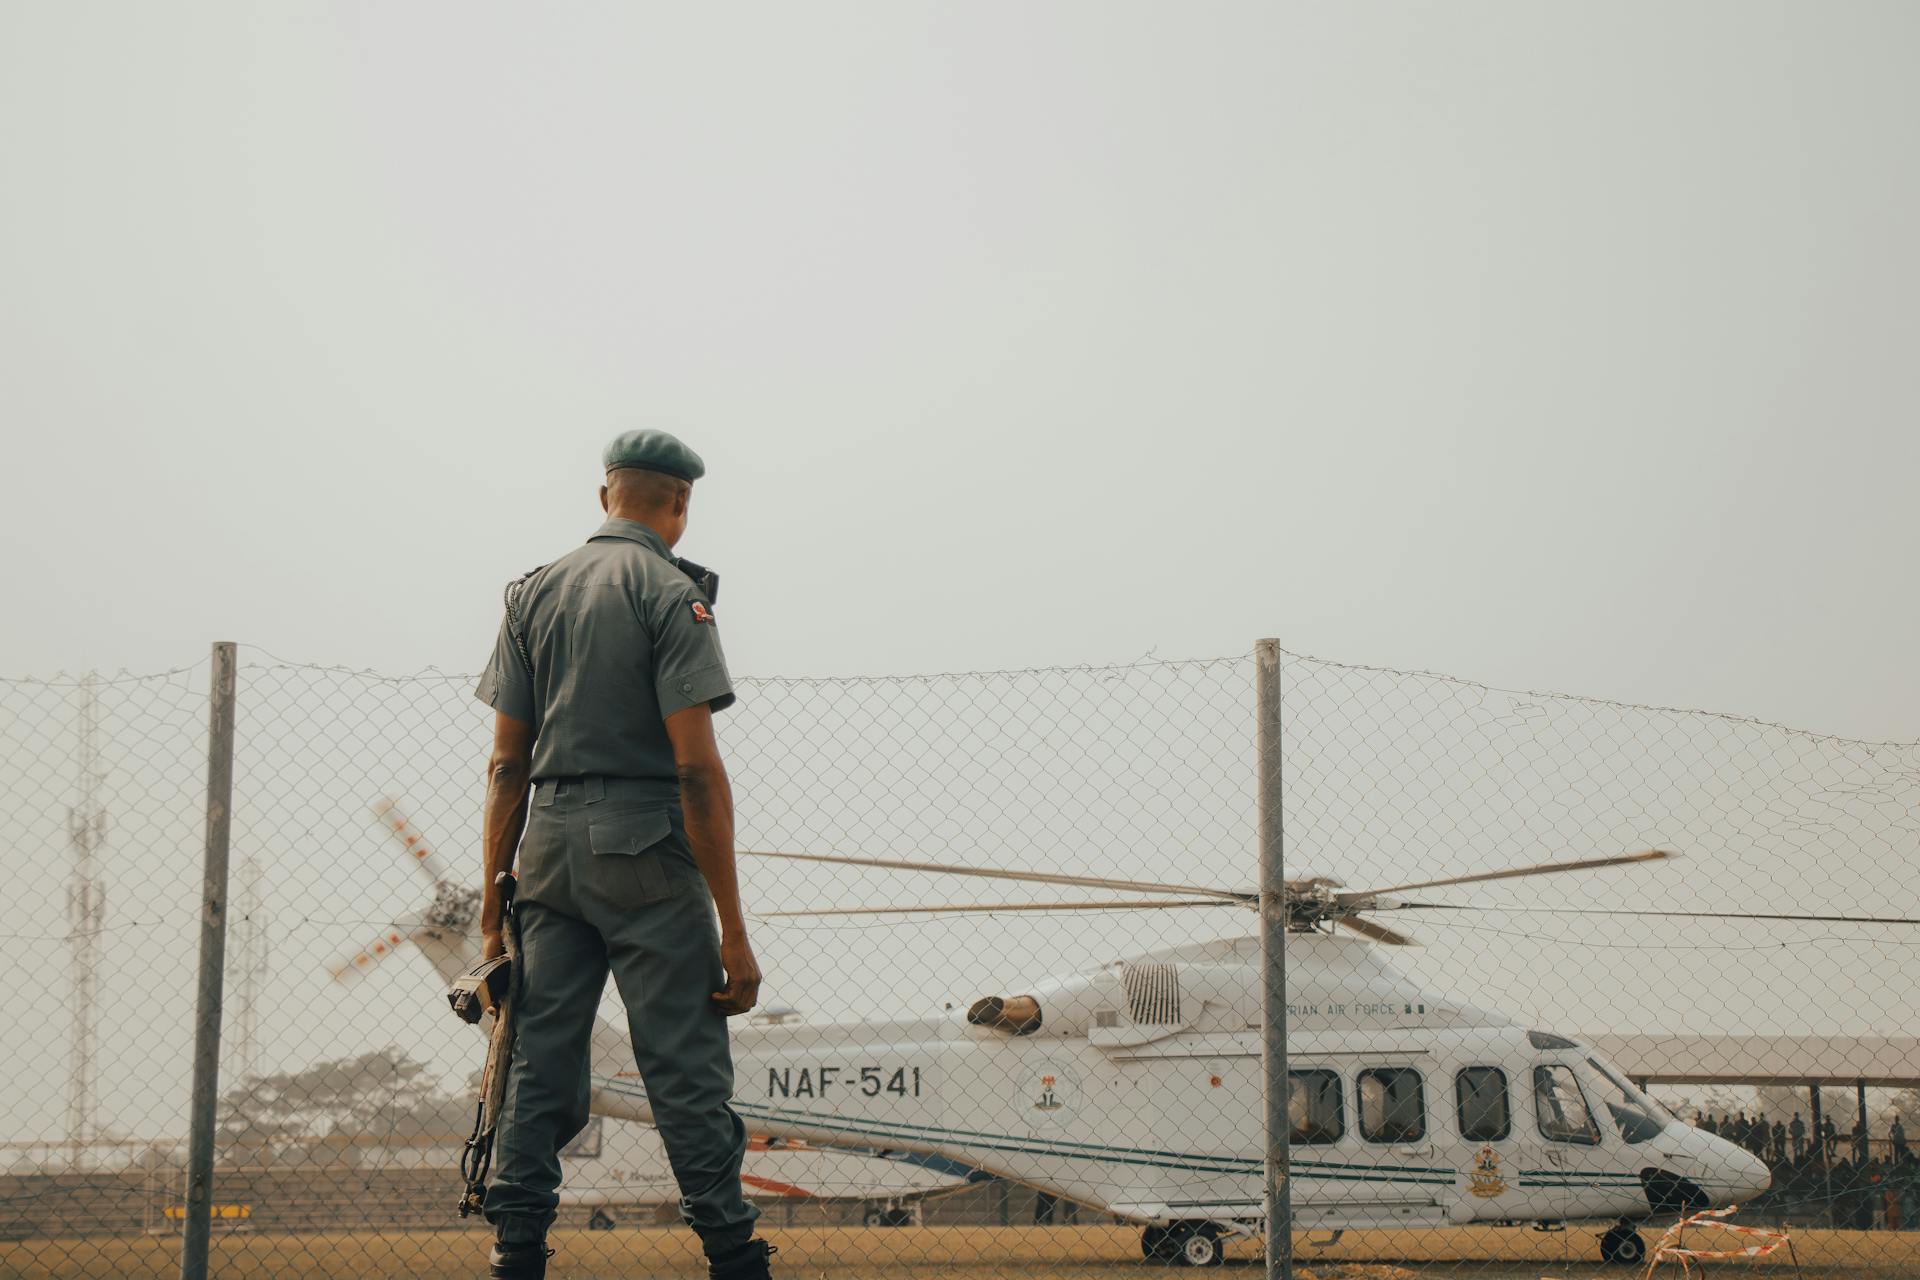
(757, 898), (1245, 918)
(1403, 904), (1920, 927)
(371, 798), (452, 885)
(1336, 849), (1673, 904)
(1335, 915), (1419, 946)
(740, 849), (1250, 902)
(324, 909), (429, 983)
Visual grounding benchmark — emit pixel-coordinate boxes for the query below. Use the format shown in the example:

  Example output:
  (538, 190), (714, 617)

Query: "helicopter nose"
(1660, 1125), (1772, 1207)
(1729, 1146), (1772, 1201)
(1698, 1134), (1772, 1202)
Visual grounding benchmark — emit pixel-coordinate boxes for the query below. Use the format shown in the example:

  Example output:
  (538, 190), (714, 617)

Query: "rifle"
(453, 871), (522, 1218)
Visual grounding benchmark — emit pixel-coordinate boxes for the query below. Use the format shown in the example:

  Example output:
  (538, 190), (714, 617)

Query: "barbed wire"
(1277, 644), (1920, 749)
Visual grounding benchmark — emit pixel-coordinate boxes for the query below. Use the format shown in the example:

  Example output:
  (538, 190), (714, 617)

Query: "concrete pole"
(180, 643), (237, 1280)
(1256, 639), (1292, 1279)
(1857, 1080), (1870, 1164)
(1811, 1083), (1833, 1225)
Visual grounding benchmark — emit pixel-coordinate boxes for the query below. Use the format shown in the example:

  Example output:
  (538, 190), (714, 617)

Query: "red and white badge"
(689, 601), (714, 624)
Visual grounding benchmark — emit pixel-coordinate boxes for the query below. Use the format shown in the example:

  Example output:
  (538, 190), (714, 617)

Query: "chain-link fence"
(4, 645), (1917, 1278)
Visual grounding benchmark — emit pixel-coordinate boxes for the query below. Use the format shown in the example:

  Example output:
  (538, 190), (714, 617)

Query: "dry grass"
(4, 1225), (1916, 1279)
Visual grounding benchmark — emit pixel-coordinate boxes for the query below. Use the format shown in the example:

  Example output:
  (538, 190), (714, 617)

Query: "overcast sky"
(3, 2), (1916, 741)
(7, 5), (1920, 1161)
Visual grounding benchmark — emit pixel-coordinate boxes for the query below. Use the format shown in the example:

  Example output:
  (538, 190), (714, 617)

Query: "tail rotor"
(324, 800), (479, 986)
(372, 797), (453, 886)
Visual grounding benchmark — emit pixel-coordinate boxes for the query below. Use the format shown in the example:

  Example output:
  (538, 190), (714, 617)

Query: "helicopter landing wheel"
(1599, 1222), (1646, 1266)
(1176, 1223), (1224, 1267)
(1145, 1222), (1223, 1267)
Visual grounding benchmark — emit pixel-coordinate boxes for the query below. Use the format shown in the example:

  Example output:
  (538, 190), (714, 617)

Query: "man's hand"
(481, 930), (505, 964)
(669, 702), (761, 1017)
(711, 933), (762, 1016)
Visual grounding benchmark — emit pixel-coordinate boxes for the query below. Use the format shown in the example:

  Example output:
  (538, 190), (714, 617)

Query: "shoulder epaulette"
(502, 565), (547, 677)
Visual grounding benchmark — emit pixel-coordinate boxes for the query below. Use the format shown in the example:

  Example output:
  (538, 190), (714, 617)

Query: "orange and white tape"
(1640, 1204), (1790, 1277)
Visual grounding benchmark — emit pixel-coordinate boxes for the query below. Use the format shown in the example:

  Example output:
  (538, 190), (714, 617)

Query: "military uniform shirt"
(474, 518), (734, 781)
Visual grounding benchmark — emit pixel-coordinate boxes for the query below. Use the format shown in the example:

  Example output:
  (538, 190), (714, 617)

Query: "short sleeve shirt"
(474, 519), (734, 781)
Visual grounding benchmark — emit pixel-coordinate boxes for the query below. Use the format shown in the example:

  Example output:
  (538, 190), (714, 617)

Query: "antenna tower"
(67, 675), (107, 1169)
(226, 854), (269, 1084)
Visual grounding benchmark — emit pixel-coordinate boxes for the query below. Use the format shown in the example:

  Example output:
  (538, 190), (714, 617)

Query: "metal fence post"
(1257, 638), (1292, 1279)
(180, 642), (237, 1280)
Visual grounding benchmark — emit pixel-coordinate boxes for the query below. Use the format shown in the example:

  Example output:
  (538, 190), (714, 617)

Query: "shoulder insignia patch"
(690, 601), (714, 624)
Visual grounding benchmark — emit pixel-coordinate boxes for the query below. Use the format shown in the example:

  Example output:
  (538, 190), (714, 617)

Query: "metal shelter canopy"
(1583, 1034), (1920, 1088)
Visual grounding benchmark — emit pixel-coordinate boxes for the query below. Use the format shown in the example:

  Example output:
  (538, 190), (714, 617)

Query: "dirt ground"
(4, 1225), (1915, 1279)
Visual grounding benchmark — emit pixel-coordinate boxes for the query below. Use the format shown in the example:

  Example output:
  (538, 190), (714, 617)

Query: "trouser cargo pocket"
(585, 806), (689, 910)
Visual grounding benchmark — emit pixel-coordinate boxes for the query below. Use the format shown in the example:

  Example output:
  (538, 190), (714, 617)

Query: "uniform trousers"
(484, 776), (757, 1255)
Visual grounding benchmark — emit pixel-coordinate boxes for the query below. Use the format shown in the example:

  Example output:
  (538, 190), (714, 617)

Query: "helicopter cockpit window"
(1358, 1068), (1426, 1144)
(1288, 1070), (1344, 1144)
(1533, 1064), (1602, 1145)
(1455, 1067), (1511, 1142)
(1586, 1057), (1671, 1144)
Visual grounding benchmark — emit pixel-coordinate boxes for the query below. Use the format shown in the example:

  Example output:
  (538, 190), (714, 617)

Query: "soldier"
(473, 430), (774, 1280)
(1748, 1114), (1770, 1159)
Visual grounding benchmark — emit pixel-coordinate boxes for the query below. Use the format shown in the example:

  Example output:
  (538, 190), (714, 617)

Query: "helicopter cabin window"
(1288, 1070), (1344, 1144)
(1527, 1031), (1581, 1051)
(1586, 1057), (1670, 1144)
(1532, 1064), (1601, 1145)
(1357, 1068), (1425, 1144)
(1455, 1067), (1511, 1141)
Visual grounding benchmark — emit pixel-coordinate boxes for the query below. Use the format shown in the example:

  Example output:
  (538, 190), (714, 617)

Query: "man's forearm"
(679, 761), (747, 937)
(478, 756), (532, 934)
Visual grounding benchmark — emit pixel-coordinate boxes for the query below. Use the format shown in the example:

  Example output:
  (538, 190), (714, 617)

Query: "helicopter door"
(1516, 1061), (1610, 1222)
(1284, 1067), (1349, 1225)
(1446, 1065), (1519, 1222)
(1342, 1063), (1449, 1223)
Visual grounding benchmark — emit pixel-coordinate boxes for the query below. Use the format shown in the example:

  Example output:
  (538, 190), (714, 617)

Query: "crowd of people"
(1691, 1110), (1918, 1229)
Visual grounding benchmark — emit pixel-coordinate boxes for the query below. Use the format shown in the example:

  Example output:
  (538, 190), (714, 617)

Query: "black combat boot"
(707, 1238), (777, 1279)
(488, 1238), (553, 1280)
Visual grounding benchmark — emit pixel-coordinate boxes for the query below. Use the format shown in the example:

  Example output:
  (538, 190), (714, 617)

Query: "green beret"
(603, 429), (706, 482)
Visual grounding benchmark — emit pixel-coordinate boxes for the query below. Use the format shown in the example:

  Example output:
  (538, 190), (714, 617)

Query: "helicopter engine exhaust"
(967, 994), (1042, 1036)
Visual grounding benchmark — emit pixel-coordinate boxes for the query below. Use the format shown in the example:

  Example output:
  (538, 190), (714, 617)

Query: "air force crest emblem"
(1018, 1067), (1076, 1127)
(1467, 1144), (1507, 1198)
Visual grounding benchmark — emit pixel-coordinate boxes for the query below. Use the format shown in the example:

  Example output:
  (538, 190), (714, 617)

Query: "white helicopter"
(336, 804), (1771, 1269)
